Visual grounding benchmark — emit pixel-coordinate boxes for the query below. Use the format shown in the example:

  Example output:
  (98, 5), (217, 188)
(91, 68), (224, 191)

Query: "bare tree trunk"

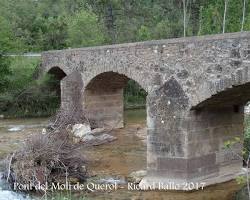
(183, 0), (186, 37)
(223, 0), (228, 33)
(107, 3), (116, 44)
(241, 0), (246, 32)
(183, 0), (191, 37)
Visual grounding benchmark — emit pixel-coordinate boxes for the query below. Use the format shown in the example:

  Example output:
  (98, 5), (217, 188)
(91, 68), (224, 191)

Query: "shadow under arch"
(83, 71), (148, 129)
(47, 66), (67, 81)
(46, 66), (67, 108)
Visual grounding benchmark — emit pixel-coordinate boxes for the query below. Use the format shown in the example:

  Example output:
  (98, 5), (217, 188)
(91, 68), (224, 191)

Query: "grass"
(124, 80), (147, 110)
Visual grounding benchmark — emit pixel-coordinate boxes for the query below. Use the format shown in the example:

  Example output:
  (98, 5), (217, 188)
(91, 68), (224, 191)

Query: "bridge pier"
(83, 88), (124, 128)
(187, 106), (243, 180)
(141, 79), (243, 189)
(41, 32), (250, 190)
(60, 72), (84, 111)
(58, 73), (244, 190)
(59, 74), (244, 189)
(82, 72), (129, 129)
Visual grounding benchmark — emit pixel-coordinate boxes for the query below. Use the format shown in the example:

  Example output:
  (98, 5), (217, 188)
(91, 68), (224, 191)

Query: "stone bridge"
(41, 32), (250, 189)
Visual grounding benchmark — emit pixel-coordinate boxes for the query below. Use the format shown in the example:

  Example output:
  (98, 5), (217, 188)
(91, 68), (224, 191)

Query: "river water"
(0, 109), (245, 200)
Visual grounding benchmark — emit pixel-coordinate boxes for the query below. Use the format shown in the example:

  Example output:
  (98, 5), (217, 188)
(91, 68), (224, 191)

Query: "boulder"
(82, 133), (117, 146)
(82, 134), (96, 142)
(72, 123), (91, 138)
(90, 127), (107, 135)
(71, 124), (116, 146)
(99, 176), (126, 185)
(127, 170), (147, 184)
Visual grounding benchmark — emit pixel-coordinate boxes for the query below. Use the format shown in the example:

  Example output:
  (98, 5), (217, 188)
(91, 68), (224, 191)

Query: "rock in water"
(72, 123), (91, 138)
(8, 125), (25, 132)
(82, 134), (96, 142)
(127, 170), (147, 184)
(82, 134), (117, 146)
(90, 127), (107, 135)
(71, 124), (116, 146)
(99, 177), (126, 185)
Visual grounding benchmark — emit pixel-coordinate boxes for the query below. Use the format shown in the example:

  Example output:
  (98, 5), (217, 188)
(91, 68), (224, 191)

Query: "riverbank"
(0, 109), (246, 199)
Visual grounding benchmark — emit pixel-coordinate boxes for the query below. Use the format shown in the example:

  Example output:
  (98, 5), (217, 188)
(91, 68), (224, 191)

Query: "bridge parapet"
(41, 32), (250, 190)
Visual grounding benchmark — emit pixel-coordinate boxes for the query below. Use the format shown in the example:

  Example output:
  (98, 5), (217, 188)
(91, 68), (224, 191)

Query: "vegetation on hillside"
(0, 57), (61, 117)
(1, 1), (250, 198)
(0, 0), (250, 117)
(1, 0), (249, 52)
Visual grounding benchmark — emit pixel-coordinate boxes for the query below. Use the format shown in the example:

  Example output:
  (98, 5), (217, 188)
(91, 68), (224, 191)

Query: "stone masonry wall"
(41, 32), (250, 189)
(82, 72), (128, 128)
(41, 32), (250, 107)
(186, 106), (244, 182)
(60, 71), (83, 111)
(83, 88), (124, 128)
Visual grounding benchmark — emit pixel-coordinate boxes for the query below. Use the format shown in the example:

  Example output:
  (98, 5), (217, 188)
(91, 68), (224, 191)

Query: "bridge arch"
(83, 71), (148, 128)
(41, 32), (250, 189)
(47, 66), (67, 81)
(45, 66), (67, 110)
(192, 65), (250, 109)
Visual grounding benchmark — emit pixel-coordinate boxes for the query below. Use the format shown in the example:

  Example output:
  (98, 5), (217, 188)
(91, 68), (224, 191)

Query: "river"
(0, 109), (245, 200)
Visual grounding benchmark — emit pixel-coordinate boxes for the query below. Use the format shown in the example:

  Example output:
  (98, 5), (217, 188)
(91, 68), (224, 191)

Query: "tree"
(136, 25), (151, 41)
(0, 16), (14, 92)
(183, 0), (187, 37)
(245, 14), (250, 30)
(198, 1), (224, 35)
(42, 16), (68, 50)
(222, 0), (228, 33)
(154, 20), (172, 39)
(241, 0), (247, 31)
(183, 0), (194, 37)
(66, 10), (106, 48)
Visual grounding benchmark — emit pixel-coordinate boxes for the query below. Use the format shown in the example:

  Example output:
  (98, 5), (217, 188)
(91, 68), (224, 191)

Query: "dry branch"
(3, 107), (89, 193)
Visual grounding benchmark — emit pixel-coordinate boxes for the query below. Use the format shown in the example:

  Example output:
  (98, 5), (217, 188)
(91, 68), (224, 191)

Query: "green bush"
(66, 10), (106, 48)
(0, 57), (149, 117)
(244, 114), (250, 162)
(0, 57), (60, 118)
(124, 80), (147, 109)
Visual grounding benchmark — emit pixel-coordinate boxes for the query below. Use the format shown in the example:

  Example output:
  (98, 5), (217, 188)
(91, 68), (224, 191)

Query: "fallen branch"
(6, 153), (15, 182)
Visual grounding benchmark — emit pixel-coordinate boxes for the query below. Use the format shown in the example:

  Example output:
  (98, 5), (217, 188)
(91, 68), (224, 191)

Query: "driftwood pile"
(48, 106), (90, 131)
(3, 107), (89, 192)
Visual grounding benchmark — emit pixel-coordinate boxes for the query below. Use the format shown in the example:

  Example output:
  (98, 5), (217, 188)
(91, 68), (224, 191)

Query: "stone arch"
(193, 65), (250, 109)
(47, 66), (67, 81)
(83, 71), (148, 129)
(184, 66), (250, 189)
(45, 66), (67, 106)
(82, 66), (151, 94)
